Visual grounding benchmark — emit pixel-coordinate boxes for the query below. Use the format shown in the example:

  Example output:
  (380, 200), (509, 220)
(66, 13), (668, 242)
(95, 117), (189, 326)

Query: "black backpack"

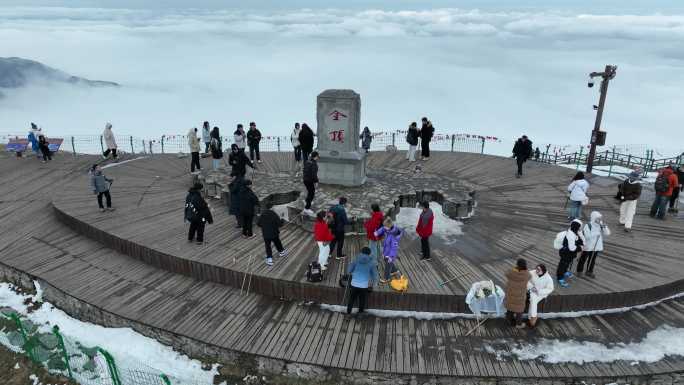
(654, 173), (669, 193)
(184, 195), (202, 222)
(307, 261), (323, 282)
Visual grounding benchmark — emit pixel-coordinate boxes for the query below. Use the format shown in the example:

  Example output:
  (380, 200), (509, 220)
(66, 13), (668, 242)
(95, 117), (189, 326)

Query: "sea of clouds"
(1, 3), (683, 154)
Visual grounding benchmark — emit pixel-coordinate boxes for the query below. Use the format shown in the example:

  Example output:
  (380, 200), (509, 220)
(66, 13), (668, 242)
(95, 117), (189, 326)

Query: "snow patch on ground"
(395, 201), (463, 243)
(558, 163), (658, 184)
(100, 156), (148, 169)
(496, 325), (684, 364)
(0, 282), (218, 384)
(319, 304), (480, 320)
(272, 203), (290, 222)
(319, 291), (684, 320)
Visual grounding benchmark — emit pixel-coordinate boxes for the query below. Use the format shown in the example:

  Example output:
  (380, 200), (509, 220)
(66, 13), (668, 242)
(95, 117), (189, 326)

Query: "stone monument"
(316, 89), (367, 186)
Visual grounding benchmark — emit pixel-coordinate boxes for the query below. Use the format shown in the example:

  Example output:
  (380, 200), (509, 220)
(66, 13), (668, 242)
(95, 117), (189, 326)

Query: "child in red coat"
(364, 203), (385, 263)
(415, 201), (434, 261)
(313, 211), (334, 270)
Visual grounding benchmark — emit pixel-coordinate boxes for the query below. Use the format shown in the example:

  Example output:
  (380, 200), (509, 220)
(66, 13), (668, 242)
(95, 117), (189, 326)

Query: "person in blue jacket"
(28, 123), (40, 159)
(346, 247), (378, 315)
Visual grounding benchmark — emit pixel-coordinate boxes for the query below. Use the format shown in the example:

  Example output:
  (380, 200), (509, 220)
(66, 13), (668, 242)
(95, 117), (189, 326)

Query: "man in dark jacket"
(247, 122), (263, 163)
(185, 183), (213, 244)
(328, 197), (349, 260)
(298, 123), (315, 161)
(512, 135), (533, 178)
(229, 174), (244, 228)
(619, 171), (642, 232)
(302, 151), (319, 213)
(419, 117), (434, 160)
(239, 180), (259, 237)
(257, 202), (289, 266)
(229, 144), (254, 178)
(669, 164), (683, 213)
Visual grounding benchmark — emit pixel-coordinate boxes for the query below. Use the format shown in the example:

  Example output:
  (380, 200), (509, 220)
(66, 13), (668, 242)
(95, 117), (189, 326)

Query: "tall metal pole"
(586, 65), (617, 174)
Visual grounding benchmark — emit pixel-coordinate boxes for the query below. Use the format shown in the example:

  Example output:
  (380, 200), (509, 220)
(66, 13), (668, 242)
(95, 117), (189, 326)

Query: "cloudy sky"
(1, 1), (682, 154)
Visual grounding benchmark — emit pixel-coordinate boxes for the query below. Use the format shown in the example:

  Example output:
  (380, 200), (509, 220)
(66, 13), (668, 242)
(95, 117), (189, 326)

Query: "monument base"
(317, 149), (367, 186)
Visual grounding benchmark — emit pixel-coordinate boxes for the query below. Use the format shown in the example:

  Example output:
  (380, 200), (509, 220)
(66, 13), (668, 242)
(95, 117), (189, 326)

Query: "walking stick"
(438, 272), (470, 287)
(240, 255), (253, 295)
(341, 257), (351, 306)
(465, 316), (488, 336)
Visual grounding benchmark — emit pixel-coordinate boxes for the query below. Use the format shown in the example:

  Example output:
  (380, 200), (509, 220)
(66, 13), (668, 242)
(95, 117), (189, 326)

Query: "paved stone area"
(199, 162), (475, 233)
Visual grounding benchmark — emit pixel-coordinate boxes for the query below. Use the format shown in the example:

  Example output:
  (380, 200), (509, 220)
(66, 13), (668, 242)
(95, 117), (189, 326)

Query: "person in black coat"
(38, 135), (52, 162)
(512, 135), (533, 177)
(257, 202), (289, 266)
(302, 151), (319, 212)
(185, 183), (213, 244)
(247, 122), (263, 163)
(238, 180), (259, 237)
(406, 122), (419, 162)
(419, 117), (434, 160)
(229, 144), (254, 177)
(209, 126), (222, 170)
(298, 123), (315, 161)
(229, 174), (244, 228)
(328, 197), (349, 260)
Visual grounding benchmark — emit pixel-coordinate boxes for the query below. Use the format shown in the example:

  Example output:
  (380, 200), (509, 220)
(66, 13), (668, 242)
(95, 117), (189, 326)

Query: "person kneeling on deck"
(504, 258), (530, 329)
(257, 202), (288, 266)
(90, 164), (114, 212)
(526, 264), (553, 328)
(346, 247), (378, 315)
(185, 183), (213, 245)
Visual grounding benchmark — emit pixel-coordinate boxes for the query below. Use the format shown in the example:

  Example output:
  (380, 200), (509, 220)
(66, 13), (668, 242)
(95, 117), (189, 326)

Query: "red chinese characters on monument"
(329, 130), (345, 143)
(329, 110), (347, 121)
(328, 110), (348, 143)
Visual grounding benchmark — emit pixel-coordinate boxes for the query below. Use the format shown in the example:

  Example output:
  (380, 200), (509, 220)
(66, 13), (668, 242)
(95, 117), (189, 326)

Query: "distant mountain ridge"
(0, 57), (120, 90)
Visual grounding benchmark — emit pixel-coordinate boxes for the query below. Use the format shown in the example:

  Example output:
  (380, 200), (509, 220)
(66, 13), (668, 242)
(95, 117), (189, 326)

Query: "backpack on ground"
(307, 261), (323, 282)
(553, 231), (567, 250)
(390, 274), (409, 292)
(654, 173), (669, 193)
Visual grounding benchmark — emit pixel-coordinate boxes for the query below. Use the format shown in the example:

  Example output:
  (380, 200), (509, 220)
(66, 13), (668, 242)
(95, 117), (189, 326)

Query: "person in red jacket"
(415, 201), (434, 261)
(364, 203), (385, 263)
(313, 210), (334, 270)
(650, 165), (679, 220)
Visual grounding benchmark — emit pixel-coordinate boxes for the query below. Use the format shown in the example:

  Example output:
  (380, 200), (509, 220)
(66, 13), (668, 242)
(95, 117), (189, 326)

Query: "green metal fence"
(0, 308), (205, 385)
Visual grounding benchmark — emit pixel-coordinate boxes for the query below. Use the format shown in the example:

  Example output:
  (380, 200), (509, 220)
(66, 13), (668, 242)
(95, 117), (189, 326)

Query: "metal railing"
(0, 308), (204, 385)
(1, 130), (500, 157)
(534, 145), (683, 176)
(2, 131), (681, 174)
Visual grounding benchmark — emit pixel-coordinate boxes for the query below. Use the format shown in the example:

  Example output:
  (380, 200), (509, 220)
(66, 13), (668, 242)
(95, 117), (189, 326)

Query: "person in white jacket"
(577, 211), (610, 278)
(102, 123), (118, 160)
(201, 121), (211, 154)
(233, 124), (246, 152)
(567, 171), (589, 220)
(526, 264), (553, 328)
(188, 127), (201, 173)
(291, 123), (302, 162)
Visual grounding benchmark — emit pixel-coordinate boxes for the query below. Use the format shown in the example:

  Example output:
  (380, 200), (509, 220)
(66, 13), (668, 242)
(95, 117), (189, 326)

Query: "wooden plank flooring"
(48, 151), (684, 312)
(2, 151), (684, 379)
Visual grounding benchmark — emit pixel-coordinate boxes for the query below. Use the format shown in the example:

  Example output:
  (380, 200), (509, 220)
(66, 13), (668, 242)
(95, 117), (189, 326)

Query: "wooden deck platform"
(1, 151), (684, 380)
(49, 151), (684, 313)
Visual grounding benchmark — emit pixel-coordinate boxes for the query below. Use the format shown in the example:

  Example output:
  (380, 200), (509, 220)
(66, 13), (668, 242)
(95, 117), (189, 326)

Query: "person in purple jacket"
(374, 217), (404, 283)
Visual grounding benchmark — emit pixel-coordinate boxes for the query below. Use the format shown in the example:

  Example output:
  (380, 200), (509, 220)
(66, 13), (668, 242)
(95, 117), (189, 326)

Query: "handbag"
(338, 273), (350, 288)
